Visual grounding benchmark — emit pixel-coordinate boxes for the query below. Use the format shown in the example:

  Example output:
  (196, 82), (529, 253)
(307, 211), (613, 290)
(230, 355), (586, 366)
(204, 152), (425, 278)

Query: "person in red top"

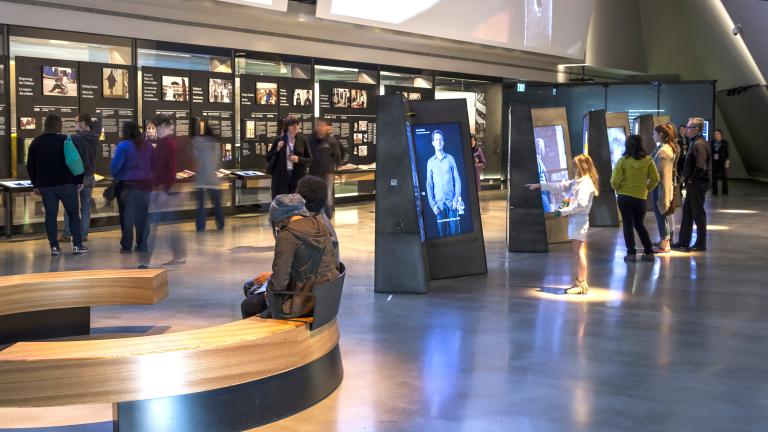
(138, 114), (187, 268)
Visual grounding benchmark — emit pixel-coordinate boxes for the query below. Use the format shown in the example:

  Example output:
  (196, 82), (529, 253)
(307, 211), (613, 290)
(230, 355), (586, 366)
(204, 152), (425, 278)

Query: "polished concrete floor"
(1, 181), (767, 431)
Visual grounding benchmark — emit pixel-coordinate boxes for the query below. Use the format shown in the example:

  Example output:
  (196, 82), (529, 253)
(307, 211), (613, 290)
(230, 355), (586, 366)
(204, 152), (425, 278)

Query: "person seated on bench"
(241, 194), (340, 319)
(296, 175), (340, 266)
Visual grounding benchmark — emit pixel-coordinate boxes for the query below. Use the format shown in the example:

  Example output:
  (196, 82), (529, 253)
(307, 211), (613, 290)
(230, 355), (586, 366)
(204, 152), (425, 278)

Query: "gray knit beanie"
(269, 194), (309, 223)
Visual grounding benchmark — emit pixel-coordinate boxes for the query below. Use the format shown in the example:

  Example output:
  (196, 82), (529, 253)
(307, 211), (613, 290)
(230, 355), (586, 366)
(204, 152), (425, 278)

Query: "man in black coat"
(674, 117), (711, 252)
(267, 116), (312, 198)
(308, 118), (344, 218)
(26, 113), (87, 255)
(710, 129), (730, 196)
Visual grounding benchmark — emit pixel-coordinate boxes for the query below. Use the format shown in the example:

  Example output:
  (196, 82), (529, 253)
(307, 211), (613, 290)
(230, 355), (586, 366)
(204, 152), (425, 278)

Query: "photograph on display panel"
(244, 119), (256, 139)
(351, 89), (368, 109)
(222, 143), (233, 162)
(103, 68), (129, 99)
(209, 78), (233, 103)
(412, 122), (473, 241)
(256, 82), (277, 105)
(608, 127), (627, 168)
(162, 76), (188, 102)
(332, 88), (349, 108)
(42, 66), (78, 97)
(19, 117), (36, 130)
(534, 125), (569, 213)
(406, 92), (423, 101)
(293, 89), (313, 106)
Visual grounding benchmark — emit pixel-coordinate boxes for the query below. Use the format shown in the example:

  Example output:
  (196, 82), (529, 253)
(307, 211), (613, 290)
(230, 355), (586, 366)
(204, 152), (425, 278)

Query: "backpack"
(63, 135), (84, 176)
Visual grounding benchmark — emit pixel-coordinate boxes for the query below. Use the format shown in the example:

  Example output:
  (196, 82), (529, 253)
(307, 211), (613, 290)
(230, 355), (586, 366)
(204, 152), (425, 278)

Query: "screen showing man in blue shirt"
(413, 122), (474, 240)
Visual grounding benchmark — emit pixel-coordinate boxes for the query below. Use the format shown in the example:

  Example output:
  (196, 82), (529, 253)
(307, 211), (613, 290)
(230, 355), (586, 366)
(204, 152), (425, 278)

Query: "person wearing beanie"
(241, 194), (339, 319)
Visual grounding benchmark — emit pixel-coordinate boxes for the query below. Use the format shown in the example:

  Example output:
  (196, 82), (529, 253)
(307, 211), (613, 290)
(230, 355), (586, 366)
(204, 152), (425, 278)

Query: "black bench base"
(0, 307), (90, 344)
(113, 344), (344, 432)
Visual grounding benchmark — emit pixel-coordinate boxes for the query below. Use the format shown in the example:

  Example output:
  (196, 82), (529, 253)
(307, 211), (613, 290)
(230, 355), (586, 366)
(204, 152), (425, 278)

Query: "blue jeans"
(436, 203), (460, 237)
(196, 188), (224, 231)
(39, 183), (82, 248)
(139, 191), (187, 266)
(651, 187), (674, 241)
(63, 174), (95, 237)
(117, 182), (150, 252)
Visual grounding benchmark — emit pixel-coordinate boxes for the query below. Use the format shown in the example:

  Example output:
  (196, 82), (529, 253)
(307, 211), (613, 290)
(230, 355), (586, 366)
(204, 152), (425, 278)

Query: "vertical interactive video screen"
(533, 125), (569, 213)
(412, 122), (473, 240)
(607, 127), (627, 168)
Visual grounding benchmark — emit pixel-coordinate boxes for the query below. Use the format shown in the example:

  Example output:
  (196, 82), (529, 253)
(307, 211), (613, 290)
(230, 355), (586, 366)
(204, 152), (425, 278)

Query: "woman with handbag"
(651, 124), (679, 254)
(266, 116), (312, 199)
(110, 121), (153, 254)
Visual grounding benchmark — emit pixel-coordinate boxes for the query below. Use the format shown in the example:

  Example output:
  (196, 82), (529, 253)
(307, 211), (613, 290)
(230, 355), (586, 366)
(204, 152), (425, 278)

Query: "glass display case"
(2, 178), (234, 237)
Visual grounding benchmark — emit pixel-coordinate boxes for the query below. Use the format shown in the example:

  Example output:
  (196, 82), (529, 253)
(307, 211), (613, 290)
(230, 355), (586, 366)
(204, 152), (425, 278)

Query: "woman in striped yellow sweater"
(610, 135), (660, 262)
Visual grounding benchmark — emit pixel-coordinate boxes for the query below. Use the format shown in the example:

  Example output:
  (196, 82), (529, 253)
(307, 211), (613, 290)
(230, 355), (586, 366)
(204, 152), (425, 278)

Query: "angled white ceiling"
(315, 0), (594, 60)
(720, 0), (768, 84)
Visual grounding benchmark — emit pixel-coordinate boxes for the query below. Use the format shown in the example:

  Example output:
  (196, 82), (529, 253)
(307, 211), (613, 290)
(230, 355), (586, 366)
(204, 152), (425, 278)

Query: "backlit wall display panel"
(533, 124), (568, 213)
(316, 0), (593, 59)
(607, 127), (626, 168)
(412, 122), (473, 240)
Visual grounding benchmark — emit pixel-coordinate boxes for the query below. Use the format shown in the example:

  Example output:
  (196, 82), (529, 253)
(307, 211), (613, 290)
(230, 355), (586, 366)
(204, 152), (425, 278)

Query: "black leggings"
(617, 194), (653, 255)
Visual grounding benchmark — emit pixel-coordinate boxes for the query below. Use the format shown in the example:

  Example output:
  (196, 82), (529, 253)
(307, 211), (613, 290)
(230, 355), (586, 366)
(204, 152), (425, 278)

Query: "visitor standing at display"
(471, 134), (486, 193)
(192, 124), (225, 231)
(111, 121), (153, 254)
(61, 114), (99, 243)
(674, 117), (712, 252)
(26, 113), (87, 256)
(426, 129), (463, 237)
(139, 115), (187, 268)
(676, 124), (688, 179)
(651, 124), (679, 254)
(308, 118), (344, 218)
(526, 154), (599, 294)
(710, 129), (730, 196)
(611, 134), (660, 262)
(267, 116), (312, 198)
(296, 175), (340, 265)
(240, 194), (339, 319)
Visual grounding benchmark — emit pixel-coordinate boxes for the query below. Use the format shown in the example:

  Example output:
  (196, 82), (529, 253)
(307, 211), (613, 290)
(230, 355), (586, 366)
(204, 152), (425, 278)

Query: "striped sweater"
(610, 156), (660, 200)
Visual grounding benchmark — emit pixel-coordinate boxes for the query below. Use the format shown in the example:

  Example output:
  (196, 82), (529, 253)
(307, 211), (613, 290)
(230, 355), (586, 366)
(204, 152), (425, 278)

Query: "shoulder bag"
(63, 135), (85, 176)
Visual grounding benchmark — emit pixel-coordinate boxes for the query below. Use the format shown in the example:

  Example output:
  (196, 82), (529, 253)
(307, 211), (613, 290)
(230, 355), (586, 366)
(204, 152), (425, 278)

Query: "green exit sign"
(516, 83), (526, 92)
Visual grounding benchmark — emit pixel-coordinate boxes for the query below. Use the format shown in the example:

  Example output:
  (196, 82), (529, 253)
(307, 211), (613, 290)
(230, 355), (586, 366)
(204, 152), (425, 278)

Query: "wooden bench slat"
(0, 270), (168, 316)
(0, 318), (339, 407)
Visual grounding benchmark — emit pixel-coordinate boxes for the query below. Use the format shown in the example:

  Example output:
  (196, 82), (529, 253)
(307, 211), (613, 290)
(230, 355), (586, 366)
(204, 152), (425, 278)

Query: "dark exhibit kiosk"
(506, 104), (548, 252)
(375, 95), (486, 293)
(506, 106), (574, 252)
(583, 109), (619, 227)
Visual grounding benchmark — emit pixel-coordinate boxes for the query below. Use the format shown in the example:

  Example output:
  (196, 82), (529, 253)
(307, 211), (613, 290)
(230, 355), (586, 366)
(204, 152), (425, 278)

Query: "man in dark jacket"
(308, 118), (344, 218)
(241, 194), (339, 319)
(62, 113), (99, 242)
(674, 117), (711, 252)
(27, 113), (87, 255)
(710, 129), (730, 196)
(266, 116), (312, 198)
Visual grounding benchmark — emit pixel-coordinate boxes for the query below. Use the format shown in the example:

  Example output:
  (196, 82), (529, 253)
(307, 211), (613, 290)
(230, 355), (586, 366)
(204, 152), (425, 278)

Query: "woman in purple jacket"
(110, 121), (153, 254)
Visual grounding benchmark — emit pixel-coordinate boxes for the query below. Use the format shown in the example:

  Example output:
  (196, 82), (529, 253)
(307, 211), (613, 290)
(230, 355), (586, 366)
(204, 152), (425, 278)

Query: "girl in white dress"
(526, 154), (600, 294)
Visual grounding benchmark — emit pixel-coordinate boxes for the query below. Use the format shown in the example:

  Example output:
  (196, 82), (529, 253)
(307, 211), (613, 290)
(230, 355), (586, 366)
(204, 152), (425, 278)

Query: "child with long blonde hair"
(526, 154), (600, 294)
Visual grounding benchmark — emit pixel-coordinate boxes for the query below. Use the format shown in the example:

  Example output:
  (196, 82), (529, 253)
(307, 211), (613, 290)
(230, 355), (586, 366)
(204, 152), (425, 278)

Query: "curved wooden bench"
(0, 269), (168, 343)
(0, 266), (346, 431)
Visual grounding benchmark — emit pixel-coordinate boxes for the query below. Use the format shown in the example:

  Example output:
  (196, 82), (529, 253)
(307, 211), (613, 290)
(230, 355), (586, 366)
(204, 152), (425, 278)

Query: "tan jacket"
(653, 143), (676, 214)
